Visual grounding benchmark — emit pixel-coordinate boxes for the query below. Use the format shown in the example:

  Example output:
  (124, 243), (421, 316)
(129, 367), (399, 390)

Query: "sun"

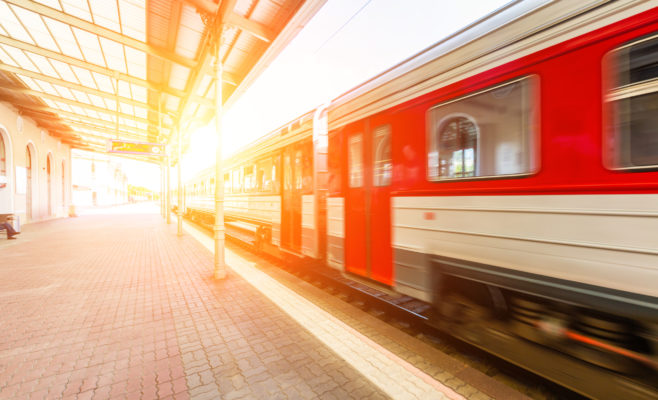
(181, 119), (244, 181)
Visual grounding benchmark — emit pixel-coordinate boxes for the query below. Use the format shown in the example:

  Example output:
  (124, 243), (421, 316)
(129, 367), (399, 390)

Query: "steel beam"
(5, 0), (196, 69)
(48, 129), (107, 144)
(16, 106), (152, 138)
(32, 117), (147, 141)
(0, 85), (153, 126)
(226, 12), (275, 43)
(0, 34), (211, 104)
(0, 62), (157, 111)
(7, 99), (153, 134)
(176, 0), (238, 126)
(59, 120), (151, 138)
(0, 62), (175, 121)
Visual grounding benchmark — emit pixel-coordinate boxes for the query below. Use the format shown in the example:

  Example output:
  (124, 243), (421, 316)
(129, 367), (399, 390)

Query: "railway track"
(190, 217), (585, 400)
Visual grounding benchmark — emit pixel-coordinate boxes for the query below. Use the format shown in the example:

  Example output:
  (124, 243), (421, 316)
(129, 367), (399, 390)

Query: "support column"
(160, 161), (165, 217)
(159, 96), (165, 218)
(177, 125), (183, 236)
(166, 156), (171, 224)
(213, 43), (227, 279)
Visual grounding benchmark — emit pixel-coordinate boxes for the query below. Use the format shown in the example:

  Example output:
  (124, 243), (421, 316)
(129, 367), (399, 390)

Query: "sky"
(134, 0), (511, 187)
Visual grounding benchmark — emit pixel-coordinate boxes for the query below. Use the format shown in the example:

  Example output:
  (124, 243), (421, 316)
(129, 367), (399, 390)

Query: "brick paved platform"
(0, 204), (516, 400)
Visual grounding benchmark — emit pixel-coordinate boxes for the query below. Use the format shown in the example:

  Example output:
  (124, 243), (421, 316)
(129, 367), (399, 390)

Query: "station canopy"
(0, 0), (323, 162)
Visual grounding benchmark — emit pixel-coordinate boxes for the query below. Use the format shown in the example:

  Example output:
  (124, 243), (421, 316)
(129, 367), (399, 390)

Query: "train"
(177, 1), (658, 398)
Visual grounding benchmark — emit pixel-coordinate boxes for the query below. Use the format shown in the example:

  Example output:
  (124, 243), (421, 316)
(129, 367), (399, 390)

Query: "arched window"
(427, 77), (536, 180)
(373, 125), (392, 186)
(437, 116), (478, 178)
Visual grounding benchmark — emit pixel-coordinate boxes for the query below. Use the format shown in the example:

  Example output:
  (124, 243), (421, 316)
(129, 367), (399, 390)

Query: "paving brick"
(1, 206), (493, 400)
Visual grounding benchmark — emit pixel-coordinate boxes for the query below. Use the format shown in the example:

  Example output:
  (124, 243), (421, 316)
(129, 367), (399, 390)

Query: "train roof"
(188, 108), (318, 183)
(327, 0), (653, 129)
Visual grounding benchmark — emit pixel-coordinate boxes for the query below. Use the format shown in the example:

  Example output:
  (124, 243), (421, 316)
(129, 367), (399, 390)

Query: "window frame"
(348, 133), (364, 188)
(372, 124), (392, 187)
(426, 75), (539, 182)
(603, 32), (658, 171)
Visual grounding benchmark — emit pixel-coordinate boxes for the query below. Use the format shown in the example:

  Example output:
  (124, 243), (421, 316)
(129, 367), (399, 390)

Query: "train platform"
(0, 203), (527, 400)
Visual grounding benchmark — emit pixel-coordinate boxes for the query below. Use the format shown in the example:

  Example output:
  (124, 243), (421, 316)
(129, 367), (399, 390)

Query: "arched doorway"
(0, 128), (13, 214)
(47, 153), (53, 216)
(26, 145), (32, 220)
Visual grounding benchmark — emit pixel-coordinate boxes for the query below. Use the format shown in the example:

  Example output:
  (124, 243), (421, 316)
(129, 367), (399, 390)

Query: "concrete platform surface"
(0, 204), (512, 399)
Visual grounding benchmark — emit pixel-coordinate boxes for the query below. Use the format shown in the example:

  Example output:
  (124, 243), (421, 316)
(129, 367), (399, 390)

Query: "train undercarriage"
(430, 257), (658, 400)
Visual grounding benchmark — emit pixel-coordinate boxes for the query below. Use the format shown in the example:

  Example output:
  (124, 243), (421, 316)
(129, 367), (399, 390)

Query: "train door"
(369, 124), (393, 285)
(344, 127), (368, 277)
(344, 122), (393, 285)
(281, 146), (303, 253)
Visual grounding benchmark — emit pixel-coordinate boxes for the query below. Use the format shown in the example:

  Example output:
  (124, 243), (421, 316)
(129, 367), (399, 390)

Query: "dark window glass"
(607, 34), (658, 169)
(617, 36), (658, 86)
(612, 92), (658, 167)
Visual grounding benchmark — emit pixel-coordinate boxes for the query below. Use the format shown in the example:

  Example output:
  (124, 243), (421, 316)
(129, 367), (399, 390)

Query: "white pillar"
(166, 156), (171, 224)
(213, 43), (227, 279)
(160, 161), (165, 217)
(159, 98), (165, 218)
(177, 126), (183, 236)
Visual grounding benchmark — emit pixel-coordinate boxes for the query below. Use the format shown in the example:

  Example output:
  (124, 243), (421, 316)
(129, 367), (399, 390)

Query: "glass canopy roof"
(0, 0), (325, 161)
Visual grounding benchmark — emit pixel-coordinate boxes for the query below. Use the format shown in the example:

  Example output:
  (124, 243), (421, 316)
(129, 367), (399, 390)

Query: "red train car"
(327, 0), (658, 397)
(185, 1), (658, 397)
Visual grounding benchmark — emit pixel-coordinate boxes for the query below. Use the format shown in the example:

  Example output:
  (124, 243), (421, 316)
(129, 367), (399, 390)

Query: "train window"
(232, 169), (241, 193)
(328, 133), (341, 193)
(283, 153), (292, 191)
(256, 159), (272, 193)
(302, 143), (313, 194)
(272, 156), (280, 194)
(256, 164), (265, 192)
(224, 173), (231, 194)
(606, 33), (658, 170)
(294, 150), (303, 190)
(348, 134), (364, 187)
(244, 165), (255, 192)
(373, 125), (392, 186)
(428, 77), (537, 180)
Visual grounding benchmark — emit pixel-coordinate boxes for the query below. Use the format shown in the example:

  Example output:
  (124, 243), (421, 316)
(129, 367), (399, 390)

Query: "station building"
(0, 102), (71, 225)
